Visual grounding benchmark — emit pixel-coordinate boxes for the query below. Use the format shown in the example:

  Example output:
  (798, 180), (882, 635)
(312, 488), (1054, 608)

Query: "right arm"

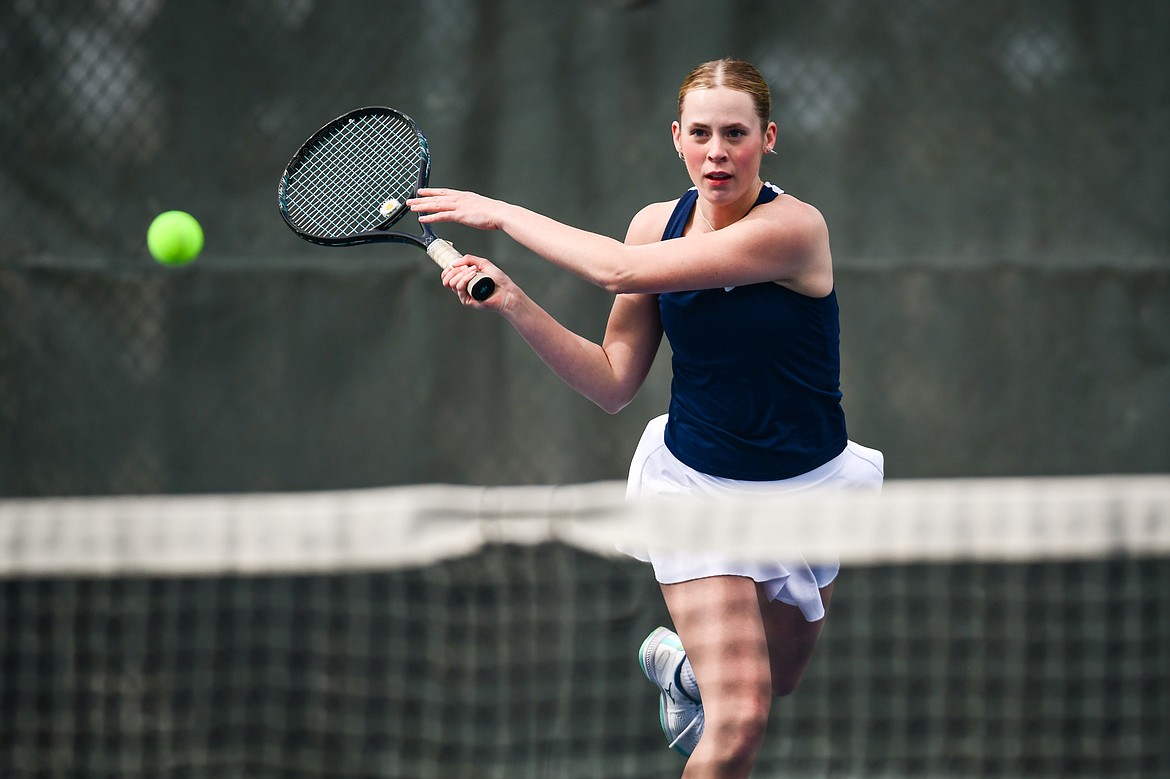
(441, 205), (669, 414)
(414, 188), (829, 295)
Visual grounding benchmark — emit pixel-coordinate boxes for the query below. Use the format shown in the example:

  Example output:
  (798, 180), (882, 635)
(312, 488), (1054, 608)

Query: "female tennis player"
(411, 58), (883, 779)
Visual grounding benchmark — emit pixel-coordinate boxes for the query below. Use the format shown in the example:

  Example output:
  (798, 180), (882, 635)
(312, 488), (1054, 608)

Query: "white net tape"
(2, 475), (1167, 577)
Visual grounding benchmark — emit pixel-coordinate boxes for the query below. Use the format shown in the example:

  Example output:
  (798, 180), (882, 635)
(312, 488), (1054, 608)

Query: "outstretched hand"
(409, 188), (506, 231)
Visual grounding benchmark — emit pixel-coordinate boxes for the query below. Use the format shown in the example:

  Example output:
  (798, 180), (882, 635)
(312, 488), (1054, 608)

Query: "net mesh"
(2, 477), (1168, 778)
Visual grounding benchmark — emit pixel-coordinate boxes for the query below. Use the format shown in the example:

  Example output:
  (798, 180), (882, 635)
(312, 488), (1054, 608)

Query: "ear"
(764, 121), (778, 154)
(671, 120), (683, 154)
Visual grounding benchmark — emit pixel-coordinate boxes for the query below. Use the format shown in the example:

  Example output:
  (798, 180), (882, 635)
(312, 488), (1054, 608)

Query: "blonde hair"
(678, 58), (772, 130)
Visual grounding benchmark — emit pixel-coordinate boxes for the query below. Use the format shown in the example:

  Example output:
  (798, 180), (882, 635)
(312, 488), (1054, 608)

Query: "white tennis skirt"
(624, 414), (884, 621)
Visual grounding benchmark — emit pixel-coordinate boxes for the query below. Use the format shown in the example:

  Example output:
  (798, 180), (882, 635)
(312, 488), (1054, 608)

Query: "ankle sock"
(675, 656), (701, 703)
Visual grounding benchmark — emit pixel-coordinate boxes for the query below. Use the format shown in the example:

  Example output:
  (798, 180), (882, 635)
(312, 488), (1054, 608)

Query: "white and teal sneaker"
(639, 626), (704, 757)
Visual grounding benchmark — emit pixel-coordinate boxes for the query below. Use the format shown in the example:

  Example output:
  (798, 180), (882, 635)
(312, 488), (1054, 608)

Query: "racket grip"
(426, 238), (495, 301)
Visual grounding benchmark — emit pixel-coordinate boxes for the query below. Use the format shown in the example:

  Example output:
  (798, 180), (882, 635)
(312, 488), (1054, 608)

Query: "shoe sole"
(638, 626), (670, 684)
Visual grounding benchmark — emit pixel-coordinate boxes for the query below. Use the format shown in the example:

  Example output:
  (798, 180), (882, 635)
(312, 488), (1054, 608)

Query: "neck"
(696, 180), (762, 231)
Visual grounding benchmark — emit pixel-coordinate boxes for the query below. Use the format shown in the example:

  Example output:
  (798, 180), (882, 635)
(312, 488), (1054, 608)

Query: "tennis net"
(2, 476), (1168, 778)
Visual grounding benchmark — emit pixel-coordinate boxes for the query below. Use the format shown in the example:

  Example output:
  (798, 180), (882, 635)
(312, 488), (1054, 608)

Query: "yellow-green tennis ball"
(147, 211), (203, 265)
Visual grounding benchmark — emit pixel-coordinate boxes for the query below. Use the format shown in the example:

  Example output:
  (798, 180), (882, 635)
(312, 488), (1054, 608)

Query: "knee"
(772, 673), (802, 698)
(731, 705), (770, 750)
(705, 699), (770, 767)
(770, 653), (815, 697)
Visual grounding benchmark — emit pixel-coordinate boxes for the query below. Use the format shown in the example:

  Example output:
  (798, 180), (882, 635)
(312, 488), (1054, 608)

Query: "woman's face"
(673, 86), (776, 206)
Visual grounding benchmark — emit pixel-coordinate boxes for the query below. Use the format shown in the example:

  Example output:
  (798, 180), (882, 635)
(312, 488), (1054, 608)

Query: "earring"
(766, 147), (776, 155)
(678, 150), (684, 160)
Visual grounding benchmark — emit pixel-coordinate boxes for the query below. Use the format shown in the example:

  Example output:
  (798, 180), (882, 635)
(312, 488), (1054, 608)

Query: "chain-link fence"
(2, 0), (1168, 496)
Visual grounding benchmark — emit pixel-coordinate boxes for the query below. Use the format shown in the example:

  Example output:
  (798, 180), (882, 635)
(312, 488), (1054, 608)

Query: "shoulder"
(748, 191), (831, 263)
(755, 191), (828, 240)
(746, 190), (832, 296)
(624, 199), (680, 245)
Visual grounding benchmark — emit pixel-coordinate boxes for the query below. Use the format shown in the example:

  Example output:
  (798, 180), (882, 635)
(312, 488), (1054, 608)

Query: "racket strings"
(284, 113), (423, 238)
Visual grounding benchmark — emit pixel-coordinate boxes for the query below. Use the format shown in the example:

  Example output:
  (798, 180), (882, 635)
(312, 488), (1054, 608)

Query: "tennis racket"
(278, 106), (495, 301)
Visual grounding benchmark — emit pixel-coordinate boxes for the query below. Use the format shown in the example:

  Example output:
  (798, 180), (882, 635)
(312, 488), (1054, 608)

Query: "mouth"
(704, 171), (733, 183)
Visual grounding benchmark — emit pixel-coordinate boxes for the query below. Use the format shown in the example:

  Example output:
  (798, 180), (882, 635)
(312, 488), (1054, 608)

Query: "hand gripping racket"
(278, 106), (495, 301)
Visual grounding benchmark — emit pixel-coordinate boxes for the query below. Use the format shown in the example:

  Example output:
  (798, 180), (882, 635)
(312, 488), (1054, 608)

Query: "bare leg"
(756, 582), (834, 696)
(660, 576), (772, 779)
(660, 579), (835, 777)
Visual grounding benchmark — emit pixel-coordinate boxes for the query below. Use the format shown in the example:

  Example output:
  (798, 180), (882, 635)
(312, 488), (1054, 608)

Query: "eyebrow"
(686, 120), (752, 131)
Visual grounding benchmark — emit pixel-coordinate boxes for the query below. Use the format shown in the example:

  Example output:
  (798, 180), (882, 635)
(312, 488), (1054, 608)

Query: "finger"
(414, 209), (455, 225)
(440, 263), (465, 284)
(407, 196), (440, 210)
(451, 270), (479, 305)
(442, 265), (478, 292)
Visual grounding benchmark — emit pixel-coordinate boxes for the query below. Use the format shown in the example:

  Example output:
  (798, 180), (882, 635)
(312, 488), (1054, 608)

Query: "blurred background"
(1, 0), (1167, 495)
(2, 4), (1168, 778)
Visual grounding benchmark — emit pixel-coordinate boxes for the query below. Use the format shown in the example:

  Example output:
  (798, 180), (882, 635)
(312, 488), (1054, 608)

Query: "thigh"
(756, 581), (834, 697)
(659, 576), (772, 715)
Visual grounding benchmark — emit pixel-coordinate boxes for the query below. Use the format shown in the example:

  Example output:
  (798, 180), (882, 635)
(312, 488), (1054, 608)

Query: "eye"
(689, 127), (710, 138)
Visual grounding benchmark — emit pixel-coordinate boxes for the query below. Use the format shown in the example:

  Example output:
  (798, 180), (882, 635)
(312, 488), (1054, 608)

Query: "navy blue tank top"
(659, 184), (847, 480)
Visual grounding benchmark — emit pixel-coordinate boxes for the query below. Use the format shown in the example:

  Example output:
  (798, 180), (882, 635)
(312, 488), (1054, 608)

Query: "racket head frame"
(278, 106), (495, 301)
(277, 106), (439, 249)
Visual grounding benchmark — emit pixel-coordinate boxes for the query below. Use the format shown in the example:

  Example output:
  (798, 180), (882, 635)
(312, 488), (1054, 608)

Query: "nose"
(707, 138), (728, 161)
